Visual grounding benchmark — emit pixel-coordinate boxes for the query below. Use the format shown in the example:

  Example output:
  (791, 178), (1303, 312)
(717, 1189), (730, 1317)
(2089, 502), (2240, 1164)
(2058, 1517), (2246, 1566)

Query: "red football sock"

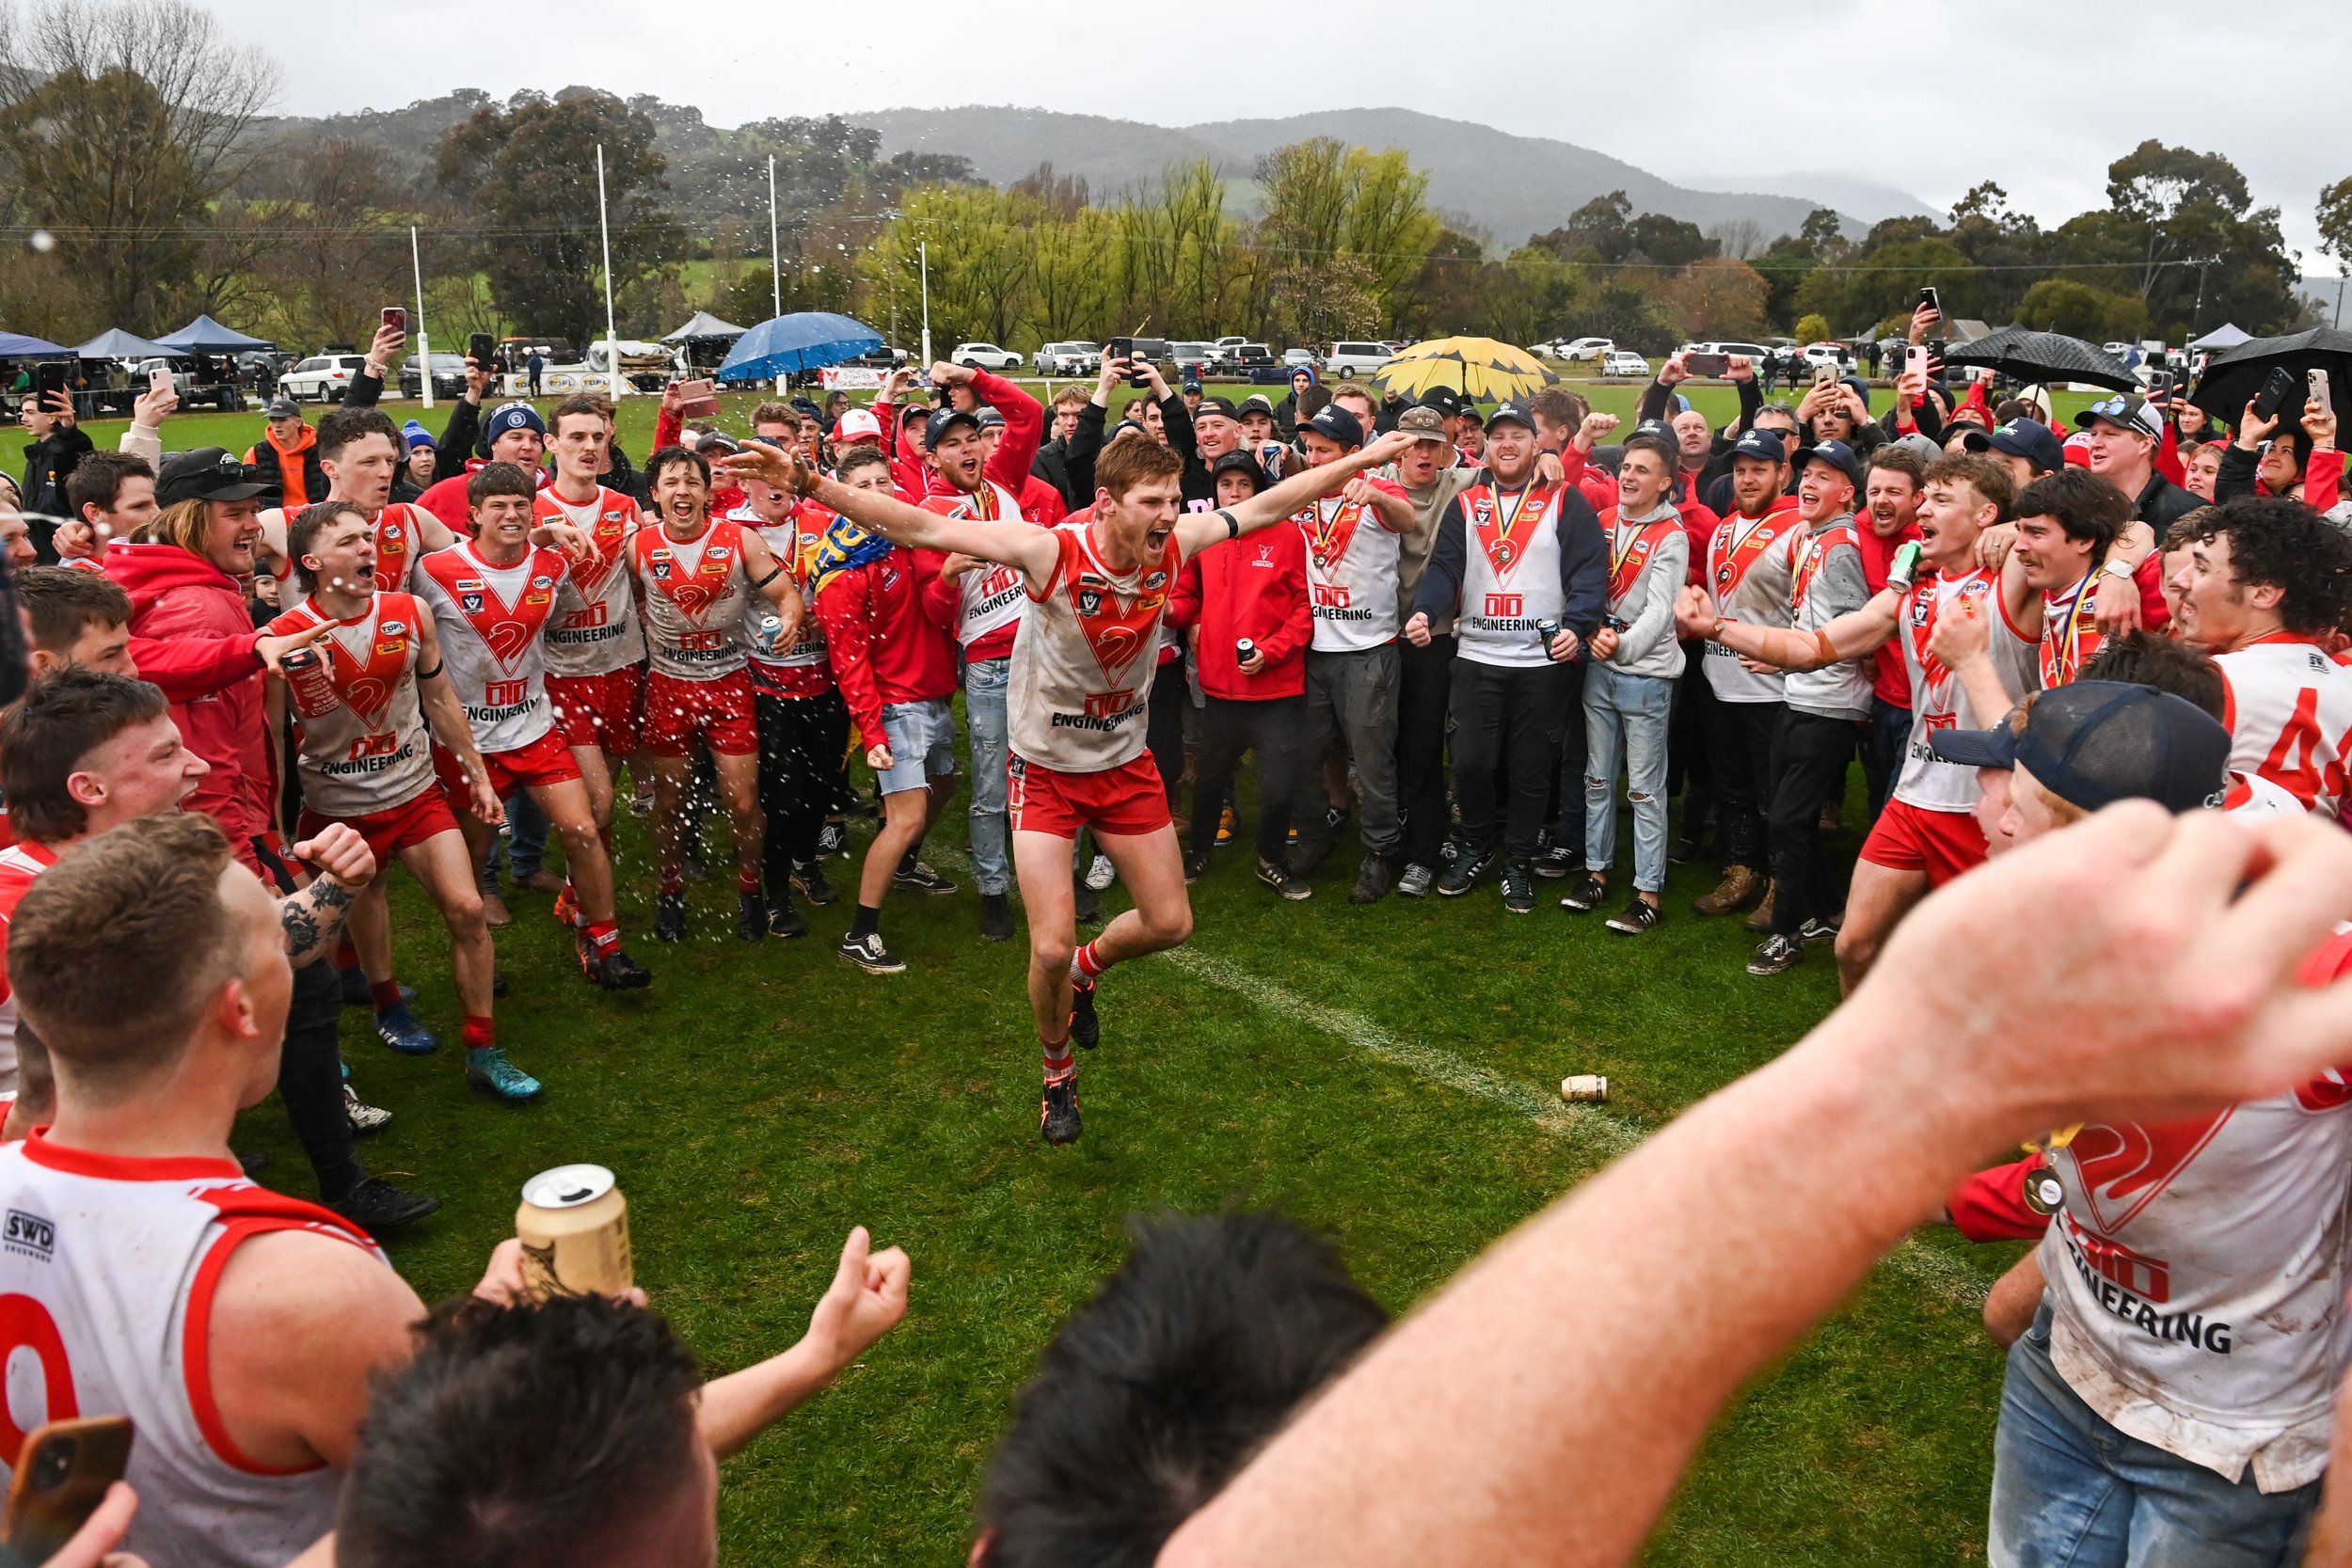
(369, 980), (404, 1014)
(585, 920), (621, 955)
(462, 1015), (496, 1050)
(738, 865), (762, 894)
(659, 871), (683, 895)
(1071, 941), (1106, 983)
(336, 937), (358, 969)
(1041, 1035), (1074, 1081)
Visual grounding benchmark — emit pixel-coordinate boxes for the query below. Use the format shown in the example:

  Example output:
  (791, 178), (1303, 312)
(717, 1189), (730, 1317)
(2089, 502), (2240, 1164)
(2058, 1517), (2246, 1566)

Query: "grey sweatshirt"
(1600, 501), (1688, 680)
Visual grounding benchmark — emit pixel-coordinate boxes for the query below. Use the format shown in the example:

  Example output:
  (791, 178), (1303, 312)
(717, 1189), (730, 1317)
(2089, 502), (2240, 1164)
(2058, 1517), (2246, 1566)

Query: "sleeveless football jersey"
(1454, 481), (1566, 670)
(2215, 633), (2352, 818)
(411, 542), (569, 753)
(1703, 503), (1803, 703)
(1009, 522), (1181, 772)
(0, 839), (56, 1093)
(539, 485), (646, 678)
(728, 501), (832, 698)
(366, 501), (435, 593)
(1895, 566), (2036, 813)
(2040, 570), (2105, 689)
(922, 480), (1031, 649)
(265, 593), (436, 817)
(0, 1132), (385, 1568)
(630, 518), (754, 680)
(1782, 515), (1873, 719)
(1298, 489), (1401, 652)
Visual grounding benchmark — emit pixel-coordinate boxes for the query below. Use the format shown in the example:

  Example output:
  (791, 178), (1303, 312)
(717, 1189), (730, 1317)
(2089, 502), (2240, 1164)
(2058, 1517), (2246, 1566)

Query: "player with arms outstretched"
(720, 429), (1417, 1145)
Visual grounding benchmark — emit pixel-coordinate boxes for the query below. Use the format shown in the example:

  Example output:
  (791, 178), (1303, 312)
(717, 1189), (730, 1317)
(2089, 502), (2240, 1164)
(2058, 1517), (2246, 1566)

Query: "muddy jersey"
(1454, 481), (1568, 670)
(1297, 482), (1406, 653)
(411, 542), (569, 752)
(924, 480), (1031, 651)
(728, 501), (833, 697)
(630, 518), (755, 680)
(265, 593), (436, 817)
(1009, 522), (1182, 772)
(538, 485), (645, 677)
(1703, 503), (1804, 703)
(367, 501), (436, 593)
(2215, 633), (2352, 819)
(1782, 515), (1873, 720)
(1894, 567), (2036, 813)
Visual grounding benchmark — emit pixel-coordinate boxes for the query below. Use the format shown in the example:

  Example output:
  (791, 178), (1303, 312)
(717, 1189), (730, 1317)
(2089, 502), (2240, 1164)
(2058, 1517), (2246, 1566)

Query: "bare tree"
(1707, 217), (1763, 261)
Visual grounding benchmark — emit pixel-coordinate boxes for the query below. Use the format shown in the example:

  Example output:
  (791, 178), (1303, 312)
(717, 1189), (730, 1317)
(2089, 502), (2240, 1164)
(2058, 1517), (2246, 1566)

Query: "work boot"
(1743, 880), (1779, 934)
(1692, 864), (1766, 917)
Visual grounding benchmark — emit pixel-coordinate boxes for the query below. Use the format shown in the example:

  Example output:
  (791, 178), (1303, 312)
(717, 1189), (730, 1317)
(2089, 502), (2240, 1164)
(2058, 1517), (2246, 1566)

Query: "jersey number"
(0, 1293), (76, 1465)
(2256, 688), (2349, 809)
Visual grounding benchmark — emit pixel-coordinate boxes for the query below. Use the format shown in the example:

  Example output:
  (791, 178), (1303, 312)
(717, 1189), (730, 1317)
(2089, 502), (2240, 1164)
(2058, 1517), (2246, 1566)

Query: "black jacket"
(2131, 467), (2203, 530)
(1033, 436), (1081, 512)
(19, 423), (93, 560)
(1412, 477), (1610, 642)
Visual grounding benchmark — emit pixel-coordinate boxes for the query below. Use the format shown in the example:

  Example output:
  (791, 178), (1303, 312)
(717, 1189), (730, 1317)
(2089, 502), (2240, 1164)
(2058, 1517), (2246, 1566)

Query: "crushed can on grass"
(1560, 1074), (1609, 1104)
(516, 1164), (633, 1301)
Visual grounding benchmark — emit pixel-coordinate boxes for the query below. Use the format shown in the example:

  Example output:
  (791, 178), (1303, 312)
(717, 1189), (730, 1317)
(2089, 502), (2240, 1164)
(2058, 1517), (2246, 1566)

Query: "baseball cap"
(1956, 427), (1994, 452)
(695, 430), (741, 457)
(400, 419), (434, 450)
(1795, 439), (1862, 487)
(925, 406), (981, 449)
(484, 401), (547, 444)
(975, 406), (1007, 430)
(1418, 387), (1466, 420)
(1486, 398), (1537, 433)
(1305, 403), (1363, 449)
(1238, 394), (1277, 420)
(1209, 450), (1269, 493)
(1197, 396), (1239, 420)
(265, 396), (301, 420)
(898, 402), (930, 427)
(1730, 426), (1789, 464)
(2079, 392), (2164, 441)
(1396, 405), (1448, 442)
(1888, 433), (1943, 465)
(1990, 418), (2066, 474)
(835, 408), (882, 443)
(1930, 680), (2230, 814)
(156, 447), (269, 505)
(1183, 378), (1202, 393)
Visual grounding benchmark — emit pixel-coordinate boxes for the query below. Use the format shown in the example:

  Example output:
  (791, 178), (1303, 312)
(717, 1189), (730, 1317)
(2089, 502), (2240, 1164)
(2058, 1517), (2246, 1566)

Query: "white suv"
(1324, 341), (1392, 378)
(953, 342), (1023, 372)
(1549, 337), (1614, 362)
(1032, 341), (1100, 375)
(278, 353), (368, 403)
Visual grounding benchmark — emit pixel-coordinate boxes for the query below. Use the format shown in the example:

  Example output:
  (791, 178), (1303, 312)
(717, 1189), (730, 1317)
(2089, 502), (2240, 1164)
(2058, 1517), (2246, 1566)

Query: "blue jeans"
(477, 788), (550, 891)
(1988, 1306), (2317, 1568)
(964, 657), (1010, 896)
(1582, 662), (1674, 893)
(1861, 695), (1910, 824)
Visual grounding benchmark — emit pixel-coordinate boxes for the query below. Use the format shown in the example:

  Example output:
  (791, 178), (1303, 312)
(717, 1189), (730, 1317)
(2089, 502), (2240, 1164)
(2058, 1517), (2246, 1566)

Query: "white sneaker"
(344, 1083), (392, 1136)
(1085, 853), (1117, 891)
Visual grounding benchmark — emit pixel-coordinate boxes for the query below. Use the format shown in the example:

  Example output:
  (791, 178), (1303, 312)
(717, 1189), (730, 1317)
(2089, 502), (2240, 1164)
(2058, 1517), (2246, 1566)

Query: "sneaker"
(1746, 933), (1804, 975)
(1606, 896), (1662, 935)
(374, 1003), (437, 1056)
(1182, 849), (1209, 884)
(793, 860), (840, 907)
(481, 891), (513, 928)
(1073, 881), (1104, 927)
(1395, 862), (1435, 898)
(839, 930), (905, 974)
(328, 1176), (441, 1236)
(1040, 1074), (1082, 1146)
(1534, 835), (1576, 879)
(1437, 844), (1495, 897)
(765, 893), (808, 939)
(1692, 864), (1766, 917)
(816, 821), (847, 856)
(1069, 978), (1101, 1050)
(979, 892), (1015, 942)
(582, 943), (654, 990)
(1743, 880), (1779, 934)
(1255, 856), (1311, 900)
(893, 860), (959, 896)
(1216, 806), (1237, 847)
(550, 881), (580, 928)
(467, 1046), (544, 1101)
(1085, 853), (1117, 892)
(654, 892), (687, 942)
(1797, 915), (1842, 944)
(1560, 873), (1607, 912)
(1348, 852), (1394, 905)
(738, 890), (771, 942)
(1501, 863), (1536, 914)
(343, 1084), (391, 1136)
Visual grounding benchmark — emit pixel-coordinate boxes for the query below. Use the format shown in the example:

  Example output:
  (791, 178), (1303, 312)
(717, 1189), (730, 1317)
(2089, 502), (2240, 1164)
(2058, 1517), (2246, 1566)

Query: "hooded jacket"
(1168, 521), (1311, 700)
(245, 422), (323, 510)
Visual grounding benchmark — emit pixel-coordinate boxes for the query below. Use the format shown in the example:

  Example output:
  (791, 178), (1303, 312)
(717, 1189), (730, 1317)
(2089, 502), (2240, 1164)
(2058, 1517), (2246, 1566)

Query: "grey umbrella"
(1943, 327), (2137, 393)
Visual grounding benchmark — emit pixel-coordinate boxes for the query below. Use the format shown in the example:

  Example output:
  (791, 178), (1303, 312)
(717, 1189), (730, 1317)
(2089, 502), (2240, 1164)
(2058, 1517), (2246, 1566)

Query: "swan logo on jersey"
(4, 1210), (55, 1262)
(2067, 1111), (2233, 1234)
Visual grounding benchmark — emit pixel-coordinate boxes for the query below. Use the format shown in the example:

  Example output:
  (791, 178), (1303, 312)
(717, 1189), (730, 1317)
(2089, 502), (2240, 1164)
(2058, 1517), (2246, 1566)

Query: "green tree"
(1252, 139), (1439, 336)
(1656, 259), (1769, 340)
(1533, 192), (1635, 264)
(2013, 278), (2148, 342)
(1793, 237), (1975, 337)
(1792, 313), (1834, 345)
(2096, 141), (2296, 338)
(2317, 176), (2352, 327)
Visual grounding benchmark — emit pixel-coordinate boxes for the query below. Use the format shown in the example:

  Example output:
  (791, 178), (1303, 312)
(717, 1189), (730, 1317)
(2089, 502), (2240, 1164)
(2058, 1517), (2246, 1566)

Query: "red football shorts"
(298, 785), (460, 868)
(434, 728), (583, 802)
(548, 666), (644, 755)
(1859, 798), (1986, 889)
(1007, 752), (1172, 840)
(641, 669), (759, 758)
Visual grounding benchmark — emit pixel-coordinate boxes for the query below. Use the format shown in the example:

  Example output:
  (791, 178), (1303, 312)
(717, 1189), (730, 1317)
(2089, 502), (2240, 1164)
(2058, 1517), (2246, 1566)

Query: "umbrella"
(1943, 327), (2136, 393)
(1372, 337), (1556, 403)
(716, 312), (883, 382)
(0, 331), (70, 357)
(2188, 323), (2251, 353)
(2190, 328), (2352, 421)
(73, 327), (179, 360)
(661, 310), (750, 343)
(155, 313), (272, 353)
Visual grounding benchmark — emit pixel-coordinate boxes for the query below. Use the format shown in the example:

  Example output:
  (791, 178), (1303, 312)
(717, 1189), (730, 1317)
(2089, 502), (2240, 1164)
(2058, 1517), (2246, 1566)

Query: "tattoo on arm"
(279, 878), (356, 963)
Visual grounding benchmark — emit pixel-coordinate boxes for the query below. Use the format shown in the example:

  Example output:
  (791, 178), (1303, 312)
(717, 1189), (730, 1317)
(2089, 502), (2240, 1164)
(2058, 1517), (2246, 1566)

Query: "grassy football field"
(58, 376), (2095, 1564)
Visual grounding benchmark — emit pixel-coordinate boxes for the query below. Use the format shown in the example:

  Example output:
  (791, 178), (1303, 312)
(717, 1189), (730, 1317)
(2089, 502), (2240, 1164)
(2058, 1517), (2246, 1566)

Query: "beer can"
(1560, 1074), (1609, 1104)
(279, 645), (340, 721)
(515, 1164), (632, 1301)
(1235, 637), (1256, 662)
(1534, 617), (1562, 644)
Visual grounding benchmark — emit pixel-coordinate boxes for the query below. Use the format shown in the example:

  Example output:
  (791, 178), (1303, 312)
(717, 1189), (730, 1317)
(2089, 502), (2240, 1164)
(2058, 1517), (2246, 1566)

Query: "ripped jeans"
(1583, 661), (1675, 894)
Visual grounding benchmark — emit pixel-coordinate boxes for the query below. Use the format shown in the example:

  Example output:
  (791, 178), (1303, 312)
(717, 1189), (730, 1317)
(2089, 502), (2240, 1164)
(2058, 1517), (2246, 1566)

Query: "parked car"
(851, 345), (911, 372)
(278, 353), (369, 403)
(400, 352), (469, 401)
(1168, 341), (1218, 380)
(1323, 341), (1392, 379)
(1231, 343), (1284, 382)
(1802, 341), (1851, 367)
(1280, 348), (1320, 372)
(1213, 335), (1250, 355)
(1599, 350), (1652, 378)
(1550, 337), (1614, 362)
(1032, 341), (1100, 375)
(952, 342), (1023, 372)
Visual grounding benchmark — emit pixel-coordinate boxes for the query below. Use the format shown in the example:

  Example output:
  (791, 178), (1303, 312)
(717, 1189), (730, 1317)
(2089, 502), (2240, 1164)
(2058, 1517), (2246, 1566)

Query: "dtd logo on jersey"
(1311, 582), (1353, 610)
(1083, 690), (1136, 721)
(1484, 594), (1523, 619)
(3, 1211), (55, 1262)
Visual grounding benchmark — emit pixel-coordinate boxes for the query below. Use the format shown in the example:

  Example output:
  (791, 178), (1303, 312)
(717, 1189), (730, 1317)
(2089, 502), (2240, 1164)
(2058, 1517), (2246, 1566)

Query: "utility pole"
(409, 225), (432, 410)
(596, 144), (622, 401)
(768, 154), (782, 319)
(919, 239), (932, 367)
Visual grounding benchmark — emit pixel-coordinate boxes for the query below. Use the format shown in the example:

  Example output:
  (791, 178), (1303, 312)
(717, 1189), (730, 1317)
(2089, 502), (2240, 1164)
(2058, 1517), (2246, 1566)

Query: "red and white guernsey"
(0, 839), (58, 1093)
(630, 518), (754, 681)
(1895, 567), (2036, 813)
(1455, 481), (1567, 670)
(727, 501), (834, 698)
(2038, 1082), (2352, 1489)
(411, 542), (570, 753)
(538, 485), (645, 678)
(925, 480), (1031, 657)
(1703, 503), (1804, 702)
(264, 593), (436, 818)
(2214, 633), (2352, 819)
(2040, 570), (2105, 689)
(365, 501), (436, 593)
(1009, 521), (1182, 772)
(1297, 484), (1404, 653)
(0, 1132), (387, 1568)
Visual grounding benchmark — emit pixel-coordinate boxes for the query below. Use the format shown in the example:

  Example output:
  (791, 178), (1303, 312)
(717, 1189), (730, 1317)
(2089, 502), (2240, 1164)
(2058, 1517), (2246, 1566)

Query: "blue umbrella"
(716, 312), (883, 383)
(0, 331), (71, 357)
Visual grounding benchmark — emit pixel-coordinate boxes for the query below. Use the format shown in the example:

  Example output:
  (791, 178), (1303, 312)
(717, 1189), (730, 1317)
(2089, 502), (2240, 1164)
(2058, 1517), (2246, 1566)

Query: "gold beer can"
(1560, 1074), (1610, 1104)
(516, 1164), (633, 1301)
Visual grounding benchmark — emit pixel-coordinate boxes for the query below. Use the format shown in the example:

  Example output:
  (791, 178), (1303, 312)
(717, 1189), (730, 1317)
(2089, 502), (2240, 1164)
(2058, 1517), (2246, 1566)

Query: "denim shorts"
(879, 697), (958, 795)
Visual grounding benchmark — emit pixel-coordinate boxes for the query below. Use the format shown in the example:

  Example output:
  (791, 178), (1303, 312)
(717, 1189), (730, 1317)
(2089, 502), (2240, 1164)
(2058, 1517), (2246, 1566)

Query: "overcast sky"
(214, 0), (2348, 264)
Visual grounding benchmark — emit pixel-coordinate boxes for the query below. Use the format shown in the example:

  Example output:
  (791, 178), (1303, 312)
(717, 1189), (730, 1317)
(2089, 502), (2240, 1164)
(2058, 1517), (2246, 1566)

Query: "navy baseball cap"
(1730, 426), (1789, 463)
(1305, 403), (1363, 448)
(1183, 378), (1202, 393)
(1930, 680), (2230, 814)
(1990, 418), (2066, 474)
(1209, 450), (1269, 493)
(1197, 396), (1239, 420)
(1486, 398), (1536, 433)
(484, 401), (546, 444)
(925, 406), (981, 448)
(1794, 438), (1862, 486)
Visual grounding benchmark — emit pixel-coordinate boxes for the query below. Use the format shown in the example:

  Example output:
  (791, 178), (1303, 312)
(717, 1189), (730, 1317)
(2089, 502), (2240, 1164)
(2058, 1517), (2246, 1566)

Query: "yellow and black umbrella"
(1372, 337), (1557, 403)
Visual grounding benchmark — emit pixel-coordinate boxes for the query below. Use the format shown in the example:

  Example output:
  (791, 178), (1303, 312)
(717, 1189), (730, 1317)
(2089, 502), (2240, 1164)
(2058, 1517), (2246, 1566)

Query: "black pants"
(755, 689), (850, 895)
(1449, 658), (1575, 867)
(1189, 694), (1306, 864)
(1543, 659), (1588, 849)
(1767, 709), (1862, 936)
(1666, 639), (1714, 841)
(1147, 658), (1188, 808)
(1396, 634), (1455, 867)
(1705, 694), (1783, 873)
(1859, 695), (1910, 825)
(250, 836), (363, 1202)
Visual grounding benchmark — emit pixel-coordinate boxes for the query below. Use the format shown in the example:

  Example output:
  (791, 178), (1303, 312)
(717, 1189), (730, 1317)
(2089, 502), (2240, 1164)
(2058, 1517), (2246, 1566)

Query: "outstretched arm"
(1175, 431), (1420, 557)
(1675, 581), (1904, 670)
(413, 616), (501, 825)
(714, 445), (1061, 586)
(697, 1227), (909, 1460)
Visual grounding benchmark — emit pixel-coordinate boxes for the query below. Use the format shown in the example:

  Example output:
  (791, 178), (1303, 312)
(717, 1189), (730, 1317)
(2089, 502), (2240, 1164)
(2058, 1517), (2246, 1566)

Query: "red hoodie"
(812, 546), (957, 752)
(1168, 525), (1311, 700)
(876, 369), (1047, 507)
(105, 541), (278, 871)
